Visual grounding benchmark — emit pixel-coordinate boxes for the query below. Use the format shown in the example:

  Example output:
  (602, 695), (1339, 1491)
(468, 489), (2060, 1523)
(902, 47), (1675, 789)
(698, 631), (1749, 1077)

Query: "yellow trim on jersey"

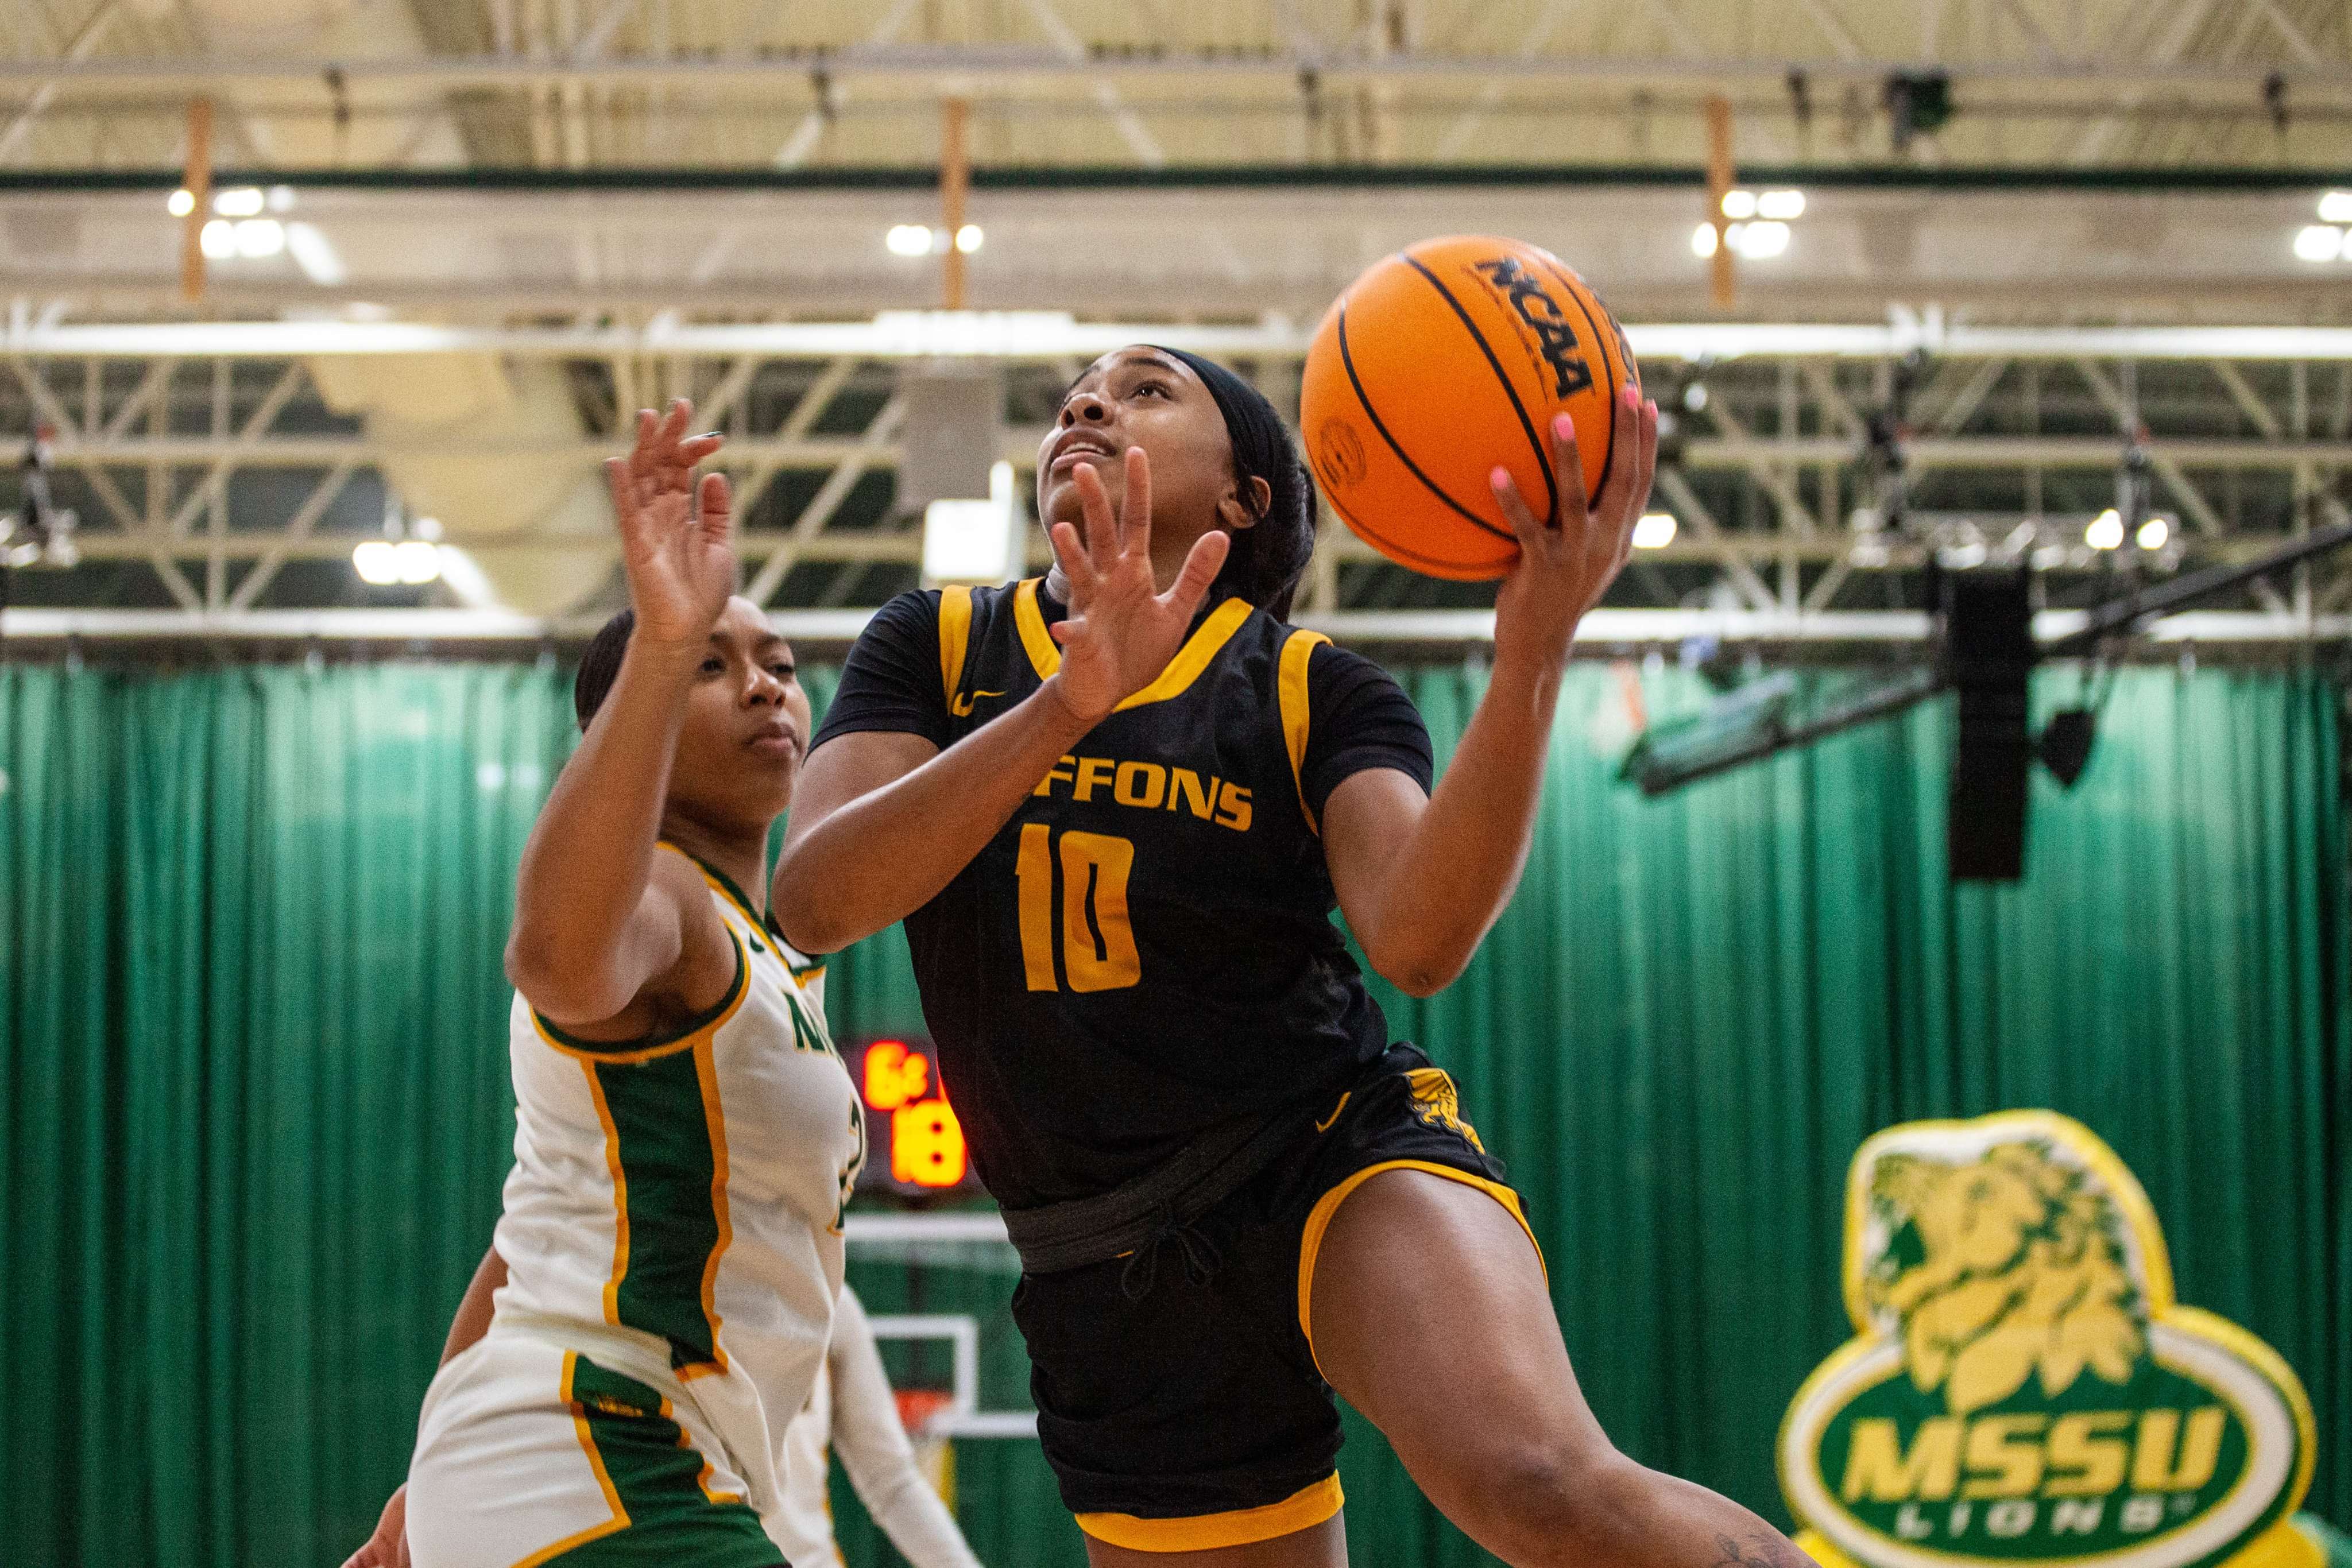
(682, 1035), (736, 1381)
(648, 1388), (746, 1507)
(1278, 628), (1331, 835)
(544, 934), (750, 1335)
(660, 841), (764, 934)
(937, 584), (974, 710)
(580, 1066), (633, 1330)
(513, 1351), (630, 1567)
(1294, 1159), (1542, 1379)
(1012, 577), (1062, 678)
(1076, 1474), (1344, 1552)
(657, 841), (827, 996)
(1011, 578), (1256, 711)
(530, 928), (751, 1064)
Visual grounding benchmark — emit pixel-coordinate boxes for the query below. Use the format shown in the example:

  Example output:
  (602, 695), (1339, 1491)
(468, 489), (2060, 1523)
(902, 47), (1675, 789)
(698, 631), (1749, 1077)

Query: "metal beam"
(570, 0), (645, 61)
(2210, 360), (2283, 439)
(1651, 466), (1781, 611)
(44, 523), (2322, 570)
(1794, 0), (1867, 60)
(0, 0), (123, 164)
(1700, 397), (1817, 536)
(17, 319), (2352, 365)
(741, 395), (906, 605)
(2245, 0), (2328, 67)
(1016, 0), (1169, 167)
(1433, 0), (1581, 158)
(29, 430), (2352, 473)
(2072, 356), (2293, 611)
(225, 460), (357, 611)
(158, 361), (308, 537)
(769, 0), (923, 169)
(4, 50), (2350, 93)
(6, 605), (2340, 647)
(2070, 0), (2224, 164)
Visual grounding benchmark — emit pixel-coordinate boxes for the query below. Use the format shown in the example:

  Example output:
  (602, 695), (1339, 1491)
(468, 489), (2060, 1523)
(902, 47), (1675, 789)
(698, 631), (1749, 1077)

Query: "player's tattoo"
(1711, 1532), (1814, 1568)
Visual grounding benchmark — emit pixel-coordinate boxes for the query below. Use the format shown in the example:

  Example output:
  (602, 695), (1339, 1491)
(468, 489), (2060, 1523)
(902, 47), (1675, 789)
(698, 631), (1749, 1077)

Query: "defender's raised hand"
(1046, 445), (1231, 724)
(604, 398), (733, 648)
(1486, 383), (1658, 676)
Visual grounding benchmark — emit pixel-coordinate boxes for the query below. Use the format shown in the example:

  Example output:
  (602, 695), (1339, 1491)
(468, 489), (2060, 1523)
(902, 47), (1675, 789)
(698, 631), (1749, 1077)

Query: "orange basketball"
(1300, 235), (1639, 580)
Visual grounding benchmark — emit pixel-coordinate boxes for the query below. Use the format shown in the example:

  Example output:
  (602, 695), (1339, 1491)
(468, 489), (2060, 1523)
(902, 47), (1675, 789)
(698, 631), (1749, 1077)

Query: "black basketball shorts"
(1005, 1043), (1537, 1553)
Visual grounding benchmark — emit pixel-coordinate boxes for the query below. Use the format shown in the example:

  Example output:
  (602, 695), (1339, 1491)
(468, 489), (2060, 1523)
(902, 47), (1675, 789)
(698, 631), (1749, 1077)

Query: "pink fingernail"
(1553, 413), (1574, 440)
(1623, 384), (1639, 410)
(1489, 466), (1512, 490)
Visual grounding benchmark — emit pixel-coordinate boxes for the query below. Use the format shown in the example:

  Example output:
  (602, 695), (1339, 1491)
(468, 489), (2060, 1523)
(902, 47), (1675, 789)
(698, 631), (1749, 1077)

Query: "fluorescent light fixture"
(232, 218), (285, 258)
(268, 184), (296, 213)
(1757, 188), (1806, 220)
(887, 224), (934, 258)
(2085, 508), (2124, 550)
(2136, 516), (2169, 551)
(1690, 223), (1720, 258)
(2293, 224), (2344, 263)
(434, 544), (499, 608)
(167, 188), (195, 217)
(393, 540), (442, 584)
(955, 224), (984, 254)
(213, 186), (265, 218)
(1735, 220), (1791, 259)
(922, 460), (1020, 585)
(2320, 191), (2352, 223)
(199, 219), (236, 261)
(1632, 512), (1677, 549)
(286, 221), (346, 285)
(412, 516), (443, 541)
(353, 540), (401, 584)
(1720, 189), (1758, 220)
(355, 539), (442, 586)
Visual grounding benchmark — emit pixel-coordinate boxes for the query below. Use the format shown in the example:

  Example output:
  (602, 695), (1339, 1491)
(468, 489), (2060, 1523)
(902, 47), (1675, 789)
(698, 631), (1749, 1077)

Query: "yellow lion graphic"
(1866, 1140), (2145, 1415)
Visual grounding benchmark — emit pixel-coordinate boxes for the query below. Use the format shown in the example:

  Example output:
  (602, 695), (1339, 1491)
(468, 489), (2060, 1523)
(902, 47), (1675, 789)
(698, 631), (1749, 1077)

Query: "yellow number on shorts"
(1015, 824), (1141, 993)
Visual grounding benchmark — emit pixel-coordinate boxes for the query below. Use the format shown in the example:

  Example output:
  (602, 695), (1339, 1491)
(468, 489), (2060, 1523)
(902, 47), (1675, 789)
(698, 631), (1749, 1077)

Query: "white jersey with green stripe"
(488, 843), (867, 1526)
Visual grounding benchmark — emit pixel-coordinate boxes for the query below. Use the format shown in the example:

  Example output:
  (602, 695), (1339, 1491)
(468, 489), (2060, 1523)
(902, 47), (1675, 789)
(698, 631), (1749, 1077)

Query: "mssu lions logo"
(1780, 1112), (2319, 1568)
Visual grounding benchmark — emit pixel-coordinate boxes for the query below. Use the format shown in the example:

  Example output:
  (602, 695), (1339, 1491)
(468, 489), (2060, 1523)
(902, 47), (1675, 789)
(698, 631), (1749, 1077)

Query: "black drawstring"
(1117, 1204), (1224, 1300)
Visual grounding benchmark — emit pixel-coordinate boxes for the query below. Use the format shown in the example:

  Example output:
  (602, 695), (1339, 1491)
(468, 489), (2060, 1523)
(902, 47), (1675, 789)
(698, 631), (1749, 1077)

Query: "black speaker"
(1940, 570), (2034, 881)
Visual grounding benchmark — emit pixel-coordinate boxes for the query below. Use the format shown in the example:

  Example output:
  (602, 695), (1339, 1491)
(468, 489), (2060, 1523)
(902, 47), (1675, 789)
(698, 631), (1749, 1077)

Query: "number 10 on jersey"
(1016, 824), (1141, 992)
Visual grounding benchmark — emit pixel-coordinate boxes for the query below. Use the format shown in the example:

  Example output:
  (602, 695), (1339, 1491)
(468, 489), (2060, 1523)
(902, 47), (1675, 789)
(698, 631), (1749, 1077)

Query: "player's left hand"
(1487, 384), (1658, 676)
(341, 1482), (409, 1568)
(604, 398), (733, 651)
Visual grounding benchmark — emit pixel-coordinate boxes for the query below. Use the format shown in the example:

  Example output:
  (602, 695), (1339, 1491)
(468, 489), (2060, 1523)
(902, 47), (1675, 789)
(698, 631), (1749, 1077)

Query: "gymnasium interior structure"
(2, 3), (2347, 1567)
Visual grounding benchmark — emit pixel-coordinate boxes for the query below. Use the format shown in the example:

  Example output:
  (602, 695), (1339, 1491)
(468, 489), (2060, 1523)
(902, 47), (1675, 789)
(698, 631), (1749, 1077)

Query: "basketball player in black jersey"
(774, 347), (1812, 1568)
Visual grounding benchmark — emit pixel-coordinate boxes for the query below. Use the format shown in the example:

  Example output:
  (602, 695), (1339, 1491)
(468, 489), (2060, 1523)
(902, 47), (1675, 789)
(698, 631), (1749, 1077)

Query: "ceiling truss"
(3, 320), (2347, 651)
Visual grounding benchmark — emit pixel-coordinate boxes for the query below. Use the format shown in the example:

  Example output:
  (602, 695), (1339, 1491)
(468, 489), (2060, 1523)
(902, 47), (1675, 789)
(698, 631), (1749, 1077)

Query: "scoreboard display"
(852, 1038), (982, 1199)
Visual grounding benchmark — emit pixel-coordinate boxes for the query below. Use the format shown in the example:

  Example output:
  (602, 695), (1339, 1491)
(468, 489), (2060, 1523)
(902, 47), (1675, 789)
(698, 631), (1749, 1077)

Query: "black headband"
(1146, 346), (1310, 538)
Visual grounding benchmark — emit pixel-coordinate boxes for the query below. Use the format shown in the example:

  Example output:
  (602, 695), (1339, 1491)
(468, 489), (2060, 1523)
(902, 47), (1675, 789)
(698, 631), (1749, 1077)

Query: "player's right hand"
(1045, 445), (1231, 723)
(604, 397), (734, 649)
(1487, 384), (1657, 676)
(341, 1482), (409, 1568)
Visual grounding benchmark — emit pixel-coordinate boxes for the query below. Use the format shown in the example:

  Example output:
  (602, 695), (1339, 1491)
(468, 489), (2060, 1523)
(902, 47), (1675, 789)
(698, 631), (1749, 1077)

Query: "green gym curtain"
(3, 658), (2346, 1568)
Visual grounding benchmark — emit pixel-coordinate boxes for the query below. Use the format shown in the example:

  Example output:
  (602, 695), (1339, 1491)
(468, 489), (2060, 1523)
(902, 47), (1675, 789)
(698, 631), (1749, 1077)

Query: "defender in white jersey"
(348, 401), (862, 1568)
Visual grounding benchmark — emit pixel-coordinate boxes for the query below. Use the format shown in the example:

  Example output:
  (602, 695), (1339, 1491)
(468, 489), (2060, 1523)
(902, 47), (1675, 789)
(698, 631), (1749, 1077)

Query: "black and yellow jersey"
(811, 578), (1434, 1207)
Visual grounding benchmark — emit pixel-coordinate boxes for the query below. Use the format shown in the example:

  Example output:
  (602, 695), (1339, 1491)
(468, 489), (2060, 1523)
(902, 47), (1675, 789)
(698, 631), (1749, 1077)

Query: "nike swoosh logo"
(950, 688), (1005, 716)
(1314, 1091), (1352, 1135)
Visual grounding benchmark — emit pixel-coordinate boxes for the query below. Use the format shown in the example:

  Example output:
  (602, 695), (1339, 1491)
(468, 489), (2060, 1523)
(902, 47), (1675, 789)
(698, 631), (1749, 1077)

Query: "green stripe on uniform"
(593, 1051), (725, 1373)
(558, 1356), (779, 1567)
